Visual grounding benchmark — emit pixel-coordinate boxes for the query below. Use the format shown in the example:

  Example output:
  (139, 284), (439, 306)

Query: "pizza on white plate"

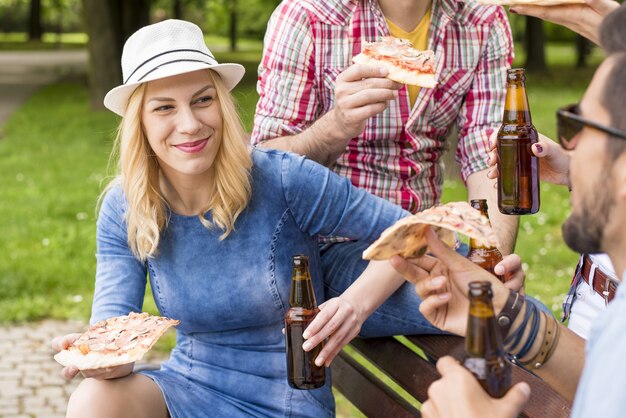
(353, 36), (437, 88)
(54, 312), (179, 370)
(363, 201), (499, 260)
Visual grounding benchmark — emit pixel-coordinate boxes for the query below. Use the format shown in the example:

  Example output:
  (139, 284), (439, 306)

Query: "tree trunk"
(575, 35), (592, 68)
(28, 0), (43, 41)
(82, 0), (150, 110)
(524, 17), (547, 73)
(173, 0), (183, 19)
(229, 0), (237, 52)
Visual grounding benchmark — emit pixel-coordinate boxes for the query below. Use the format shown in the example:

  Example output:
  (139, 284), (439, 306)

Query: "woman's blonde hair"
(101, 70), (252, 261)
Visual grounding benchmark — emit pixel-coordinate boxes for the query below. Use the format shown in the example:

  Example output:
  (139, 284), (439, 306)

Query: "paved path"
(0, 50), (87, 130)
(0, 320), (84, 417)
(0, 50), (89, 417)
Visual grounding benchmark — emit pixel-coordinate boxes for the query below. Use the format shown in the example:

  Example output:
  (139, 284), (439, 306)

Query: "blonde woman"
(50, 19), (432, 417)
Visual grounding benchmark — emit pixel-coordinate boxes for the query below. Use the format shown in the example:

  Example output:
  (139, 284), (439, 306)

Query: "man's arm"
(257, 65), (400, 167)
(467, 168), (518, 254)
(510, 0), (619, 46)
(456, 8), (518, 254)
(252, 2), (399, 166)
(391, 229), (585, 402)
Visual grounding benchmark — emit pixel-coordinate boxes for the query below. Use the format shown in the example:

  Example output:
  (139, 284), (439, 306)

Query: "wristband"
(497, 290), (524, 340)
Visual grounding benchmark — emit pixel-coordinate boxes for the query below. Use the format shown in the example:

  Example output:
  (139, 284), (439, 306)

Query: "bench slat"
(350, 337), (439, 403)
(408, 335), (572, 418)
(332, 350), (421, 418)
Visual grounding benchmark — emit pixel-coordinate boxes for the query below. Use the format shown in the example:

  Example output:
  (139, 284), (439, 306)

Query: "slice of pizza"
(476, 0), (584, 6)
(54, 312), (180, 370)
(363, 201), (499, 260)
(353, 36), (437, 88)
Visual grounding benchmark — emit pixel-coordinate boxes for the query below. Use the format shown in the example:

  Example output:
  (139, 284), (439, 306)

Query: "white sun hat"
(103, 19), (245, 116)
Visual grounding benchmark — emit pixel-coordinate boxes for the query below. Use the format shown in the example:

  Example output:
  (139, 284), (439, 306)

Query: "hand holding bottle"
(488, 131), (571, 187)
(421, 356), (530, 418)
(300, 296), (366, 368)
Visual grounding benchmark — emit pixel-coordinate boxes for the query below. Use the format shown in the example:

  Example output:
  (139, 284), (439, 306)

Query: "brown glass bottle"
(463, 281), (511, 398)
(497, 68), (540, 215)
(285, 255), (326, 390)
(467, 199), (504, 282)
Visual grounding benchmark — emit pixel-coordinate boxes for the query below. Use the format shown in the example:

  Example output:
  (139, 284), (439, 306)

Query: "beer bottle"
(467, 199), (504, 282)
(463, 281), (511, 398)
(497, 68), (540, 215)
(285, 255), (326, 389)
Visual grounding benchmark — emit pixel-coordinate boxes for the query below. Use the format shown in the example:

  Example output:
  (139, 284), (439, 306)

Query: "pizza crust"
(353, 53), (437, 88)
(54, 348), (135, 370)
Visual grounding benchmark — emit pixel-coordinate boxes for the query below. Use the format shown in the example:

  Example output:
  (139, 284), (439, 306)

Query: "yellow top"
(386, 8), (431, 107)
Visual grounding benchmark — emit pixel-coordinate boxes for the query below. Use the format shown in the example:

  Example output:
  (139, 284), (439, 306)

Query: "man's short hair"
(601, 53), (626, 161)
(599, 4), (626, 160)
(600, 3), (626, 54)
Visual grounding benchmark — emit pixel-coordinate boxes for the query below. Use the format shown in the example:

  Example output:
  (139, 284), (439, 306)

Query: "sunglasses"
(557, 104), (626, 150)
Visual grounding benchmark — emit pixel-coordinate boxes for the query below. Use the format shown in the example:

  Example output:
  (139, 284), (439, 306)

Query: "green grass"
(0, 41), (597, 417)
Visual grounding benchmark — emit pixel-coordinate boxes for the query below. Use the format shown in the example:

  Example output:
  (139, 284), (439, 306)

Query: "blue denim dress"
(91, 149), (407, 417)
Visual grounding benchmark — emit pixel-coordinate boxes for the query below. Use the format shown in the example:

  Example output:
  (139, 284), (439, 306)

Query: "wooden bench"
(331, 335), (572, 418)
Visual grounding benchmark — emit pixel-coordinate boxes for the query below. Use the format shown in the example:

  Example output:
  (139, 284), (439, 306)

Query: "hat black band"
(134, 59), (215, 83)
(124, 48), (216, 84)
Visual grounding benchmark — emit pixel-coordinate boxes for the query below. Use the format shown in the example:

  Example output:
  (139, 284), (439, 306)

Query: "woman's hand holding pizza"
(51, 334), (134, 380)
(390, 228), (511, 336)
(510, 0), (619, 45)
(299, 296), (366, 368)
(487, 131), (571, 187)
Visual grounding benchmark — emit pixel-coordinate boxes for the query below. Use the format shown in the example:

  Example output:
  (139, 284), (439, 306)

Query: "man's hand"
(390, 228), (511, 336)
(324, 64), (401, 145)
(487, 131), (571, 187)
(421, 356), (530, 418)
(509, 0), (619, 45)
(51, 333), (135, 381)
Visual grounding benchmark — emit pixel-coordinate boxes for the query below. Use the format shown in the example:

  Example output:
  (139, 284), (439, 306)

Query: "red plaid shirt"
(252, 0), (514, 213)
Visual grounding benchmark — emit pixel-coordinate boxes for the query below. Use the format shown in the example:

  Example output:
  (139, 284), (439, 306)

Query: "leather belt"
(579, 255), (618, 303)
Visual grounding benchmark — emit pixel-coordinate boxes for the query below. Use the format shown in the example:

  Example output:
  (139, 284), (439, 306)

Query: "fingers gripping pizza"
(353, 36), (437, 88)
(363, 201), (499, 260)
(54, 312), (180, 370)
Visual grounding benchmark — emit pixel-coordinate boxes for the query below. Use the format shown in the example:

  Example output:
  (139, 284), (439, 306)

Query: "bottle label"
(464, 357), (487, 379)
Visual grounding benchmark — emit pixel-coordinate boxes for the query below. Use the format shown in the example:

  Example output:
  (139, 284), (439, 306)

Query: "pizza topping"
(361, 36), (436, 73)
(363, 201), (499, 260)
(56, 312), (180, 370)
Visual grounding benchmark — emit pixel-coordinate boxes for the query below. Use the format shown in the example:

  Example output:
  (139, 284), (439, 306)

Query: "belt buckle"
(603, 276), (618, 306)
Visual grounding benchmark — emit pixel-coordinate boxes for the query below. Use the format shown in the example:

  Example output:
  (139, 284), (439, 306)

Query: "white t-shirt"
(568, 254), (618, 339)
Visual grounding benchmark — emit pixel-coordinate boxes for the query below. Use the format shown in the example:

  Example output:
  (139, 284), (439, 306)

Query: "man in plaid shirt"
(252, 0), (521, 336)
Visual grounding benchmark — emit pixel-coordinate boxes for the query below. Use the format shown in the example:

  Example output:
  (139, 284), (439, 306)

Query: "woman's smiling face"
(141, 69), (223, 182)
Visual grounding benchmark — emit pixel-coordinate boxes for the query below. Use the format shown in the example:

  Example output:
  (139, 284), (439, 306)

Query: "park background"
(0, 0), (604, 416)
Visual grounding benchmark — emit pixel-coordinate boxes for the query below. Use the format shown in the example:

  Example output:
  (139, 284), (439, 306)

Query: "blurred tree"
(82, 0), (150, 110)
(28, 0), (43, 41)
(227, 0), (237, 51)
(524, 17), (547, 72)
(173, 0), (182, 18)
(575, 35), (593, 68)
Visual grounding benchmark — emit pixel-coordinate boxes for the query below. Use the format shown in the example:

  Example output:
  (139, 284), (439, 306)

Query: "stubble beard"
(562, 177), (614, 255)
